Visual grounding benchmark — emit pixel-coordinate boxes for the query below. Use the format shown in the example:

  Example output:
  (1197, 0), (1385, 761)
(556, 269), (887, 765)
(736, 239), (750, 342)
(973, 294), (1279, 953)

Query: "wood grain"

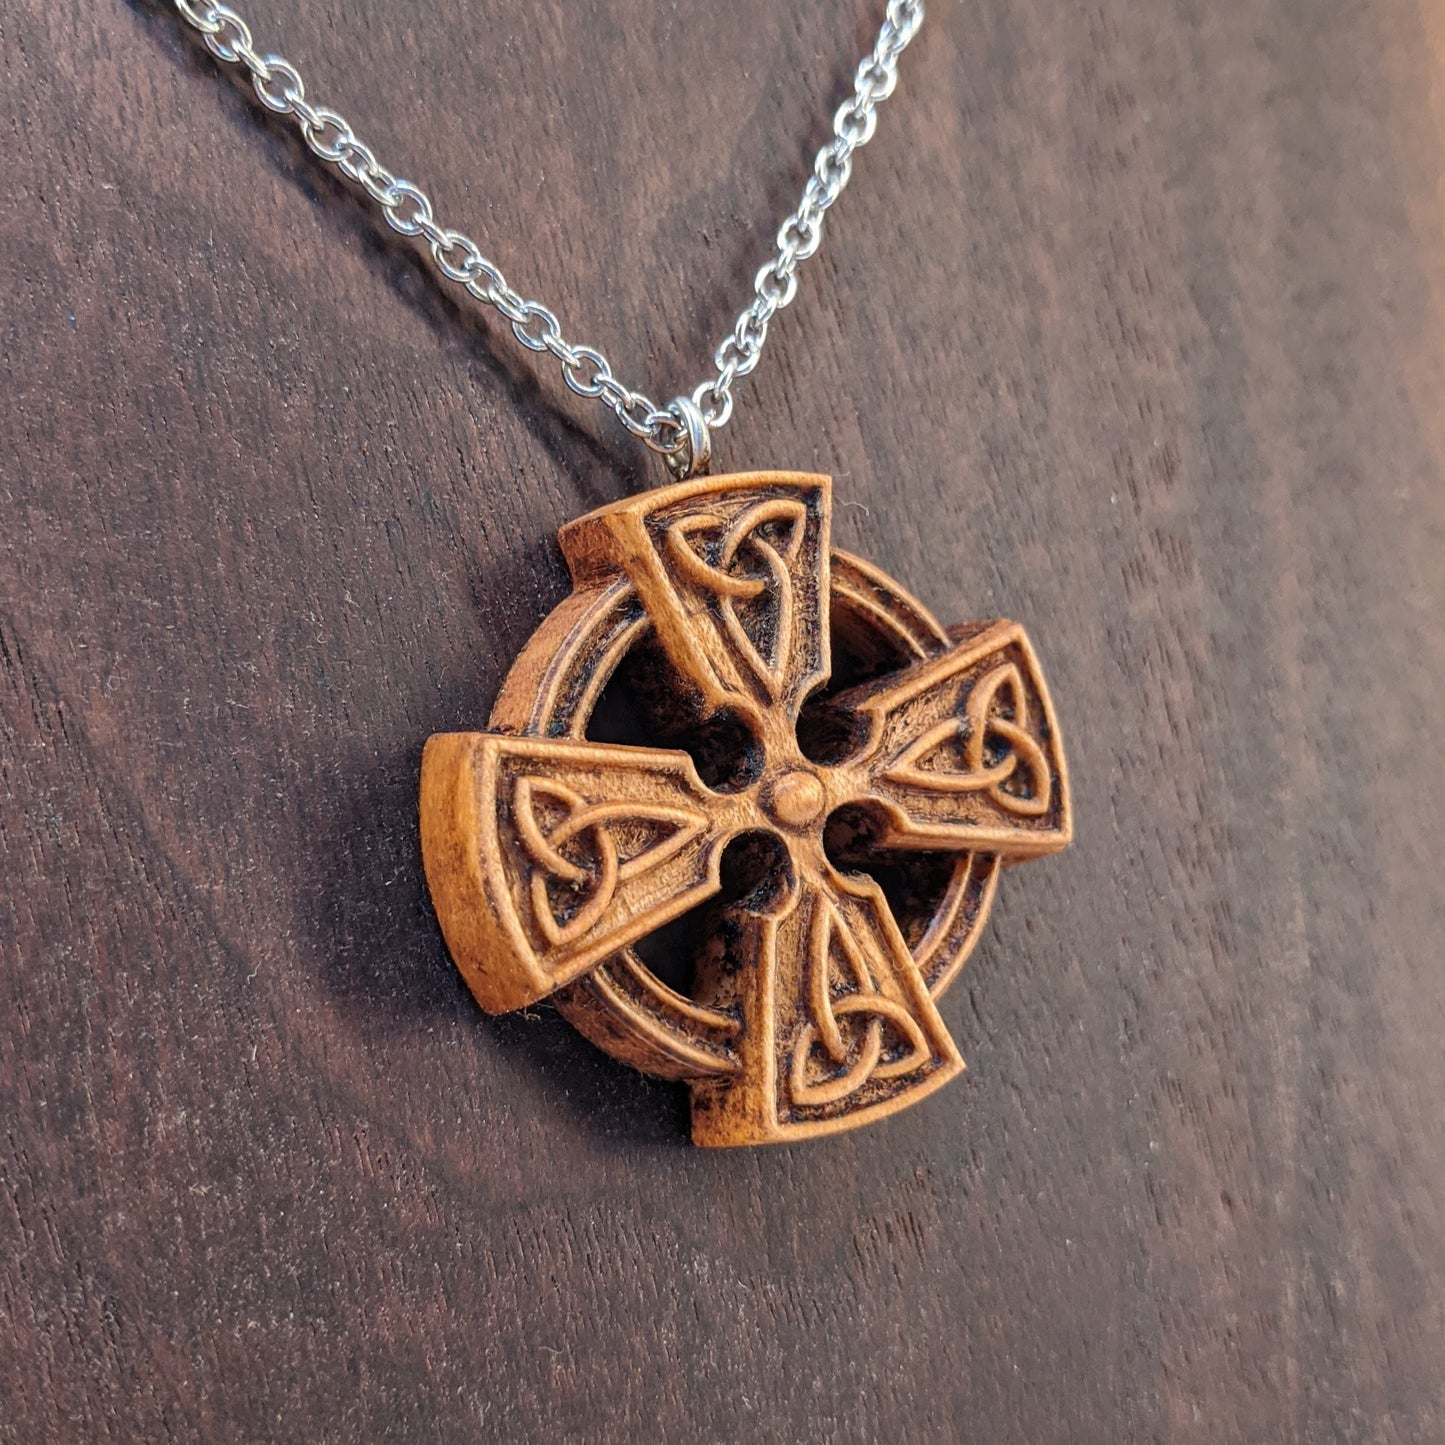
(3, 0), (1443, 1439)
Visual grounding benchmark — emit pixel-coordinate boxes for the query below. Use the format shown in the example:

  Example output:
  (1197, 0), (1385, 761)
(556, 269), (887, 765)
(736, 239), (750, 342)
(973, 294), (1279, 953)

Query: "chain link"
(171, 0), (924, 477)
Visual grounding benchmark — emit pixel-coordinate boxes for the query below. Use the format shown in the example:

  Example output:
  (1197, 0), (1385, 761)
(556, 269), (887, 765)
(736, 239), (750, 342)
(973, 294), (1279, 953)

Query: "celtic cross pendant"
(421, 472), (1071, 1145)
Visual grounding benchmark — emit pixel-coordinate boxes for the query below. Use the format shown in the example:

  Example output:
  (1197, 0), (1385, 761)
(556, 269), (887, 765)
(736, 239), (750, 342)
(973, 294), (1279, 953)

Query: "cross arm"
(556, 472), (833, 725)
(688, 839), (962, 1145)
(421, 732), (740, 1013)
(837, 620), (1072, 861)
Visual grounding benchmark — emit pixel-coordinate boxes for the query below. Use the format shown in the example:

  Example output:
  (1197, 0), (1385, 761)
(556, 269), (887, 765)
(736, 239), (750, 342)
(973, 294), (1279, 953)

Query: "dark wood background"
(3, 1), (1442, 1440)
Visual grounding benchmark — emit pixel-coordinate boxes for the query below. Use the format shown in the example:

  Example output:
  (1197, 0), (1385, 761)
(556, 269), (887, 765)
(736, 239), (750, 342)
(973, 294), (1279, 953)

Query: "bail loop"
(663, 394), (712, 481)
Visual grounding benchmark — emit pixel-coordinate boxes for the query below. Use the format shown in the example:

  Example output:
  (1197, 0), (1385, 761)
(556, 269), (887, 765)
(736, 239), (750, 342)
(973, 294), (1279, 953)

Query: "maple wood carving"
(421, 472), (1071, 1144)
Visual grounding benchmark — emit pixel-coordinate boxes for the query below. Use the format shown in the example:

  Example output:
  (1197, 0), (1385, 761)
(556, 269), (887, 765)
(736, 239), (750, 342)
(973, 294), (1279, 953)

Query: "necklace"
(175, 0), (1072, 1145)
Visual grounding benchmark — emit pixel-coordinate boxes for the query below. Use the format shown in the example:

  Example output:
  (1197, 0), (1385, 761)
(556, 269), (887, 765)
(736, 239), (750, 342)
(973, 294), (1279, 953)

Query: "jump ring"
(663, 394), (712, 481)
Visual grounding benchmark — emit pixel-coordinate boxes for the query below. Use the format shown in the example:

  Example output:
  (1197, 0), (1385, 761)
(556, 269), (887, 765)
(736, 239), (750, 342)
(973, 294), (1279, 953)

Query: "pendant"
(421, 472), (1071, 1145)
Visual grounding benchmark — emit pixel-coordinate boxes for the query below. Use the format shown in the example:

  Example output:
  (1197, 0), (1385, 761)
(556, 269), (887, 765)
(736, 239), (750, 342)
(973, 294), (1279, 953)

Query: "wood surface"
(2, 0), (1443, 1438)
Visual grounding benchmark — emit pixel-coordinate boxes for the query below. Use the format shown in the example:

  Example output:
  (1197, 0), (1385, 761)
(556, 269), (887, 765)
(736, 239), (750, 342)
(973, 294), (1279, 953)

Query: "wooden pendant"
(421, 472), (1071, 1145)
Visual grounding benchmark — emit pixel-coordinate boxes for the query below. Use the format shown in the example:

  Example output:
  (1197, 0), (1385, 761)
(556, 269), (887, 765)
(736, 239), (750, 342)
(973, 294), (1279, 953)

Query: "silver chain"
(171, 0), (925, 478)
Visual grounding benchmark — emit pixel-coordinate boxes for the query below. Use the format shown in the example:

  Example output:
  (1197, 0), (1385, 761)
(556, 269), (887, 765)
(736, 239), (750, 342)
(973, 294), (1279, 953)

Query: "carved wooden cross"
(422, 472), (1071, 1144)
